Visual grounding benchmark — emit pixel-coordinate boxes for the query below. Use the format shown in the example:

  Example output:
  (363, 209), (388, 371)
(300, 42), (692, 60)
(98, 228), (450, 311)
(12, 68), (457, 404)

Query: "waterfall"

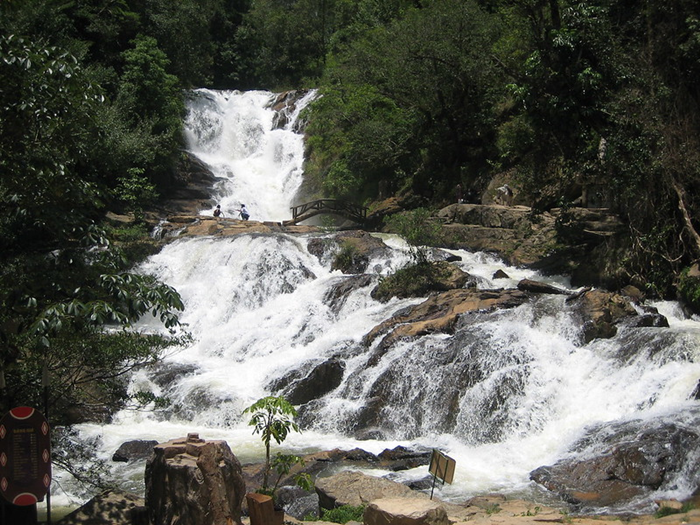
(183, 89), (317, 222)
(58, 90), (700, 515)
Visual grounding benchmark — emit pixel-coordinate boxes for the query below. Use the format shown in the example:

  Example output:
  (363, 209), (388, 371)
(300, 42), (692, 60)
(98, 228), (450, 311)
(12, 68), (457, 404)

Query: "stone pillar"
(145, 433), (246, 525)
(246, 492), (284, 525)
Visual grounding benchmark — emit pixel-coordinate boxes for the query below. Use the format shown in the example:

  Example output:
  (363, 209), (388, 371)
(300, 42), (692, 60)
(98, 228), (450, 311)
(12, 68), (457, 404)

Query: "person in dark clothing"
(213, 204), (223, 217)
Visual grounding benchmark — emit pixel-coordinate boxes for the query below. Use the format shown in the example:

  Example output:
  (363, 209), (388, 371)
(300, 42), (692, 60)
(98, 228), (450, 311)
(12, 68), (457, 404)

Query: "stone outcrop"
(241, 446), (432, 503)
(364, 498), (450, 525)
(566, 288), (639, 342)
(434, 203), (628, 288)
(56, 489), (146, 525)
(530, 419), (700, 510)
(145, 433), (246, 525)
(364, 288), (530, 348)
(436, 204), (558, 267)
(157, 215), (320, 239)
(112, 439), (159, 463)
(315, 470), (420, 509)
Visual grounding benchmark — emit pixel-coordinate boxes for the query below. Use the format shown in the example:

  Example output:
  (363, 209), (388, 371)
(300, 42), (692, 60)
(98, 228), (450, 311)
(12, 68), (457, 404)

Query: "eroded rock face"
(145, 434), (245, 525)
(57, 489), (145, 525)
(364, 288), (530, 348)
(566, 288), (639, 343)
(530, 420), (700, 510)
(112, 440), (158, 463)
(365, 498), (451, 525)
(315, 470), (421, 509)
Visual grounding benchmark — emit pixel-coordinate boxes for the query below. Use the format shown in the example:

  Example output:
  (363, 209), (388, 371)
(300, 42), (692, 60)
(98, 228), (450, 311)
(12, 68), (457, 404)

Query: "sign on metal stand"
(0, 407), (51, 513)
(428, 449), (455, 499)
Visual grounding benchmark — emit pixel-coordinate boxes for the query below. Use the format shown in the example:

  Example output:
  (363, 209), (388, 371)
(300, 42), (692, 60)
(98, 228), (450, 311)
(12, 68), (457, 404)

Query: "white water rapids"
(54, 90), (700, 516)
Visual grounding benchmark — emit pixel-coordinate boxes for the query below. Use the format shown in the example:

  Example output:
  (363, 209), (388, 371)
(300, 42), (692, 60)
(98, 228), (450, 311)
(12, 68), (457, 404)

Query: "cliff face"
(434, 203), (629, 290)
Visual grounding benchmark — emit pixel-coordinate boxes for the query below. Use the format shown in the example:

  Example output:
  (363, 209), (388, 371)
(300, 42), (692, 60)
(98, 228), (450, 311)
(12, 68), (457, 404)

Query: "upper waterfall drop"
(183, 89), (318, 222)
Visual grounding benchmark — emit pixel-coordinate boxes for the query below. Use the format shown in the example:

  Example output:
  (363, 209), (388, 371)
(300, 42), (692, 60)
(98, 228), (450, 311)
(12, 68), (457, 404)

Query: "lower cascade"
(60, 90), (700, 516)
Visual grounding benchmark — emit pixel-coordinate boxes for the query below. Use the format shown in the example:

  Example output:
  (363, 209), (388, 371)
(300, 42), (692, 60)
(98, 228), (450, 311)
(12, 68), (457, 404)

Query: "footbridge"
(283, 199), (368, 226)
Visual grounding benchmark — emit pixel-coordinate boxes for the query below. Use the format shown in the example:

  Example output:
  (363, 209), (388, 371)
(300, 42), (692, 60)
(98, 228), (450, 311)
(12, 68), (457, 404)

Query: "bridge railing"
(290, 199), (367, 223)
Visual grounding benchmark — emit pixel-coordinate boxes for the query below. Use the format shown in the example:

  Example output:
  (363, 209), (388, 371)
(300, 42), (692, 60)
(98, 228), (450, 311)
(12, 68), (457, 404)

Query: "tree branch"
(670, 176), (700, 259)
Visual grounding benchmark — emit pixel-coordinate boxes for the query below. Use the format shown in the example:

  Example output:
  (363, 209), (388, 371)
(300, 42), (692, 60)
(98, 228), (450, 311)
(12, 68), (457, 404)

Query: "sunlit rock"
(145, 434), (245, 525)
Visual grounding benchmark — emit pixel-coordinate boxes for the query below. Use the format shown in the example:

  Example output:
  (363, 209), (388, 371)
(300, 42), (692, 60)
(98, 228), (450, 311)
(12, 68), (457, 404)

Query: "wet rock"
(493, 269), (510, 279)
(112, 440), (158, 462)
(626, 313), (669, 328)
(269, 90), (311, 130)
(324, 275), (375, 313)
(377, 446), (432, 471)
(364, 288), (529, 348)
(283, 358), (345, 405)
(566, 288), (638, 343)
(517, 279), (570, 295)
(530, 420), (700, 510)
(150, 362), (199, 389)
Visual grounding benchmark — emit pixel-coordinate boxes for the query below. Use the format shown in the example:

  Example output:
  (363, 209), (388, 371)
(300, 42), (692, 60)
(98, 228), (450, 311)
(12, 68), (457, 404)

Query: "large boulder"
(364, 498), (450, 525)
(276, 358), (346, 405)
(112, 439), (158, 463)
(56, 489), (146, 525)
(530, 419), (700, 511)
(145, 433), (246, 525)
(364, 288), (530, 349)
(315, 470), (422, 510)
(566, 288), (639, 343)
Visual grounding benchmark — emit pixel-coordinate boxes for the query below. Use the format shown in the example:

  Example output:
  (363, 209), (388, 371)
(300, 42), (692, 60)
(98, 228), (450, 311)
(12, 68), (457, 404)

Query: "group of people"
(213, 204), (250, 220)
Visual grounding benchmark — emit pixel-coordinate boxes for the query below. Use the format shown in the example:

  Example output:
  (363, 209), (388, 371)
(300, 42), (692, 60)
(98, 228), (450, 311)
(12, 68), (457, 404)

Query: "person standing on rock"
(213, 204), (223, 217)
(239, 204), (250, 220)
(496, 184), (513, 206)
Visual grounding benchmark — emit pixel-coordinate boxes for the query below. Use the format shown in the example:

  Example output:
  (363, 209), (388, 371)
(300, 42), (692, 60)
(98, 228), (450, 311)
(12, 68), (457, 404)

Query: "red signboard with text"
(0, 407), (51, 506)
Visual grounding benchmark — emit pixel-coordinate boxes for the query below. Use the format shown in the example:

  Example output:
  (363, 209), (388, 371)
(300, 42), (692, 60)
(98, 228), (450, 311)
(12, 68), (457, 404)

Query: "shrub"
(306, 504), (366, 524)
(678, 267), (700, 314)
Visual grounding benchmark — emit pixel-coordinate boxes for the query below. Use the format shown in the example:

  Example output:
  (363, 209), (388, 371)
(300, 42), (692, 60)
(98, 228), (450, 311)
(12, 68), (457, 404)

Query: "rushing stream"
(53, 90), (700, 516)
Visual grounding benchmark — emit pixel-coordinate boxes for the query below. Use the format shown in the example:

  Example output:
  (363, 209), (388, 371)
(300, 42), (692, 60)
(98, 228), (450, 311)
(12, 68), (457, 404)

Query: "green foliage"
(678, 268), (700, 314)
(307, 0), (503, 202)
(306, 504), (366, 524)
(113, 168), (159, 218)
(331, 242), (364, 273)
(372, 261), (450, 302)
(386, 208), (443, 264)
(243, 396), (303, 492)
(654, 502), (695, 519)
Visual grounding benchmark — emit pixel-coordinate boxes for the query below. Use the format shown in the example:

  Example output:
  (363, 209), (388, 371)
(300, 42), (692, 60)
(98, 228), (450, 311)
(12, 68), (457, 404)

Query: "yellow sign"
(429, 449), (455, 484)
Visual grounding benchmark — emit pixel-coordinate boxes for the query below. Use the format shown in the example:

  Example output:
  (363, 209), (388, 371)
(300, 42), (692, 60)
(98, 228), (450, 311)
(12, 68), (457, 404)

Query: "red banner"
(0, 407), (51, 506)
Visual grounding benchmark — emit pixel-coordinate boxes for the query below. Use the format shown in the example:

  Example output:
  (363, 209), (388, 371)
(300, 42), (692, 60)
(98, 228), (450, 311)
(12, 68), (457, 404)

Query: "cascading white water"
(59, 90), (700, 515)
(184, 89), (316, 222)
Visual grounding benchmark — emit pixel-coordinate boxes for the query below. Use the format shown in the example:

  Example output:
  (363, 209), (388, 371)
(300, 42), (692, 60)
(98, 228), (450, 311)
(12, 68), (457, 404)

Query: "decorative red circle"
(9, 407), (34, 420)
(13, 493), (38, 506)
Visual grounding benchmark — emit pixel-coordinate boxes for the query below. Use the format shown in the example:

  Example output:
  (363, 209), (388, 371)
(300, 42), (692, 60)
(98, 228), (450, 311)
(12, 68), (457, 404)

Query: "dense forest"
(2, 0), (700, 487)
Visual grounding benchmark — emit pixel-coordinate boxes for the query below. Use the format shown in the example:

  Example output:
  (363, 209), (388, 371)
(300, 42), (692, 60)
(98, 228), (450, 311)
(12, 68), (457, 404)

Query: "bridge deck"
(284, 199), (367, 226)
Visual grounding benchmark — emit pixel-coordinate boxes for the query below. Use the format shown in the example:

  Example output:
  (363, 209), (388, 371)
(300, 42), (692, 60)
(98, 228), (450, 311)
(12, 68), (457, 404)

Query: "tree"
(243, 396), (310, 496)
(0, 33), (186, 434)
(306, 0), (503, 203)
